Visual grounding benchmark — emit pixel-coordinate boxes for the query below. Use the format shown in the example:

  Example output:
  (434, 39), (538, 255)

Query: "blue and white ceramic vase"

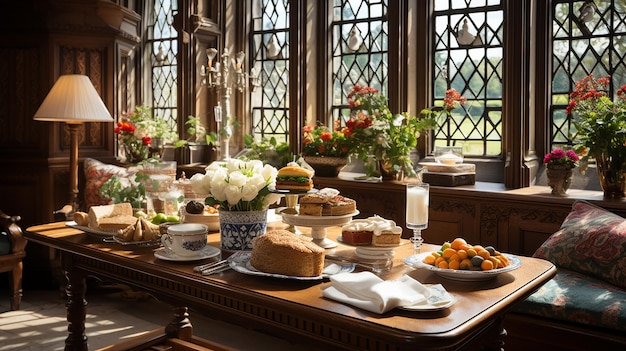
(218, 209), (268, 251)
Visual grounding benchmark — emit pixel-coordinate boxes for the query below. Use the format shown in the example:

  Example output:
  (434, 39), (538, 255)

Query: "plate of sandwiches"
(68, 203), (162, 245)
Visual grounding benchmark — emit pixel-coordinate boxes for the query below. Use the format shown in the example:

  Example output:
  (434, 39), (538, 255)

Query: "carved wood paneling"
(314, 177), (626, 256)
(0, 0), (142, 229)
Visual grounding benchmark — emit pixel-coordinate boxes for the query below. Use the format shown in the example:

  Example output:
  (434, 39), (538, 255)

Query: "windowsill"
(323, 171), (626, 210)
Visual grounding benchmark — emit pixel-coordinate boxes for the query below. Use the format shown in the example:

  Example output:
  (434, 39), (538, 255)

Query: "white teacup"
(161, 223), (208, 257)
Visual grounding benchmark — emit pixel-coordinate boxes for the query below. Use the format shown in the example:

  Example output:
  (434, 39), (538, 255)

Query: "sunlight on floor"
(0, 288), (317, 351)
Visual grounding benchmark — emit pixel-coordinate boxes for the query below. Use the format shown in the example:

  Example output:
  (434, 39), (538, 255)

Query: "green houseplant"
(238, 135), (293, 169)
(183, 115), (218, 163)
(99, 174), (149, 210)
(117, 106), (182, 163)
(567, 74), (626, 197)
(345, 85), (438, 178)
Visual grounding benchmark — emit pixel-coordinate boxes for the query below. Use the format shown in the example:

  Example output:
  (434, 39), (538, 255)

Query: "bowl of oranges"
(404, 238), (521, 281)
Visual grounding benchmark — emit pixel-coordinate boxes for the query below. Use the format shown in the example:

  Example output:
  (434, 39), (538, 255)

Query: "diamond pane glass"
(432, 1), (503, 157)
(550, 0), (626, 151)
(331, 0), (388, 125)
(149, 0), (177, 133)
(250, 0), (290, 143)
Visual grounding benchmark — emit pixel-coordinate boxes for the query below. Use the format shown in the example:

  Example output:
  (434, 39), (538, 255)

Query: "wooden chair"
(98, 307), (237, 351)
(0, 210), (27, 310)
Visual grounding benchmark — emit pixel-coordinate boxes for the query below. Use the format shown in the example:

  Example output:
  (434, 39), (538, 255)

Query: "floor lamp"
(33, 74), (113, 219)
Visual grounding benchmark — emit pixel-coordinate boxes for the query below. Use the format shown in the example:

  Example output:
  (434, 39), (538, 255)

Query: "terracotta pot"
(546, 166), (573, 196)
(303, 156), (348, 177)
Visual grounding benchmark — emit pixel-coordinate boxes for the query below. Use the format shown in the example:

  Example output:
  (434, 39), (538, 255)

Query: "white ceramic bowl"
(181, 209), (220, 231)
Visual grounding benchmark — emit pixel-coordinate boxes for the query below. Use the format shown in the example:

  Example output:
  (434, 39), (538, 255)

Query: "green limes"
(151, 213), (167, 224)
(165, 215), (180, 223)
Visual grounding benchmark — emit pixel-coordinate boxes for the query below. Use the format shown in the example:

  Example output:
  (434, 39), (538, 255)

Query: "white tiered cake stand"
(280, 210), (359, 248)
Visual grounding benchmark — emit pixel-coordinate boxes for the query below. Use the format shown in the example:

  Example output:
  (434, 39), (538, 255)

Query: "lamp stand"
(67, 123), (80, 220)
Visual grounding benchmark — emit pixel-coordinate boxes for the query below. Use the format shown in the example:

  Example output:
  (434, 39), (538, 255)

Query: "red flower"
(320, 131), (333, 142)
(443, 89), (467, 110)
(544, 148), (579, 168)
(617, 84), (626, 100)
(142, 136), (151, 145)
(115, 122), (135, 134)
(302, 123), (351, 157)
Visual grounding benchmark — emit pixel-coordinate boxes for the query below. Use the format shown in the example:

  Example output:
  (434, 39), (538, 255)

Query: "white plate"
(280, 210), (359, 227)
(404, 252), (522, 281)
(67, 221), (115, 238)
(399, 284), (456, 311)
(230, 253), (355, 280)
(354, 248), (395, 260)
(337, 235), (405, 249)
(105, 236), (162, 248)
(154, 246), (221, 262)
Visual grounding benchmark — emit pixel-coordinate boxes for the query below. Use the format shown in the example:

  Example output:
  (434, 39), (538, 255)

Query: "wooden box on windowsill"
(422, 171), (476, 187)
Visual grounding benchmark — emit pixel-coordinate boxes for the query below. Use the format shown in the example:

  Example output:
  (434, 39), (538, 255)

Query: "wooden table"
(25, 221), (555, 351)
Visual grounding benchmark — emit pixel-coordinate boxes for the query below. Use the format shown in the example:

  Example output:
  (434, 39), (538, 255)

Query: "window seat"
(505, 201), (626, 350)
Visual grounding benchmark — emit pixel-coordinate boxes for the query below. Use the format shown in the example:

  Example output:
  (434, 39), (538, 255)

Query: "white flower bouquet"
(189, 159), (282, 211)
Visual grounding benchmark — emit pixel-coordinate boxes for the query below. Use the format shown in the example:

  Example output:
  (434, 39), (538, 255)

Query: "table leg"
(482, 315), (506, 351)
(63, 255), (88, 351)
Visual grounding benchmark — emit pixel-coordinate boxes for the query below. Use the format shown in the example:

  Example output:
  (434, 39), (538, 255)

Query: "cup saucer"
(154, 246), (220, 262)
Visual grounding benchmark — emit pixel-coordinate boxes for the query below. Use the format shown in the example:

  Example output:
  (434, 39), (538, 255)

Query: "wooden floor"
(0, 283), (317, 351)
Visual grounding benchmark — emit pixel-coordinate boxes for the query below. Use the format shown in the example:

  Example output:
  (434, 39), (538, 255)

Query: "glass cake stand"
(280, 210), (359, 248)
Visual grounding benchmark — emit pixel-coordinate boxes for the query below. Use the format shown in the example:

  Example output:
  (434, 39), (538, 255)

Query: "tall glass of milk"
(406, 183), (429, 256)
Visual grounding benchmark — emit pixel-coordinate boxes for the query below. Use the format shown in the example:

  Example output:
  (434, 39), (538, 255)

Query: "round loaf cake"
(250, 229), (325, 277)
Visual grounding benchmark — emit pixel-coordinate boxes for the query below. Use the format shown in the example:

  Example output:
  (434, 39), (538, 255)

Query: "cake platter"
(280, 209), (359, 248)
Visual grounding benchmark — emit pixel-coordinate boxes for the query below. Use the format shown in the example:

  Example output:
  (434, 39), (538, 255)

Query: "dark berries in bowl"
(185, 200), (205, 214)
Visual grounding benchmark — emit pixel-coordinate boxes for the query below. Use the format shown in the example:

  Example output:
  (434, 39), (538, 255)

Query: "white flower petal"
(224, 184), (242, 206)
(228, 171), (247, 188)
(262, 193), (282, 208)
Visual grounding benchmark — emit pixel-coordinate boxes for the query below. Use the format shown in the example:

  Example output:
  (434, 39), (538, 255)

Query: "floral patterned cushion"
(83, 158), (133, 209)
(533, 200), (626, 289)
(513, 268), (626, 332)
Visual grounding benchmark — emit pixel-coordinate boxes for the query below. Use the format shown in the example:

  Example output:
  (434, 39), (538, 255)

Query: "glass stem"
(411, 229), (423, 256)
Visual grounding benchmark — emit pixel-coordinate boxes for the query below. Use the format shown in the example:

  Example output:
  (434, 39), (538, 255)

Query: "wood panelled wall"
(0, 0), (222, 288)
(0, 1), (139, 229)
(0, 0), (223, 230)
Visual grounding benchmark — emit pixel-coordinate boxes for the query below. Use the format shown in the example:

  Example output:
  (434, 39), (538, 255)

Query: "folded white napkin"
(322, 271), (431, 314)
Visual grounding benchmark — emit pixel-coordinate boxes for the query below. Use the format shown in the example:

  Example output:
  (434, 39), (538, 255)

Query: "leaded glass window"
(432, 0), (504, 157)
(331, 0), (388, 125)
(146, 0), (178, 132)
(250, 0), (290, 143)
(550, 0), (626, 150)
